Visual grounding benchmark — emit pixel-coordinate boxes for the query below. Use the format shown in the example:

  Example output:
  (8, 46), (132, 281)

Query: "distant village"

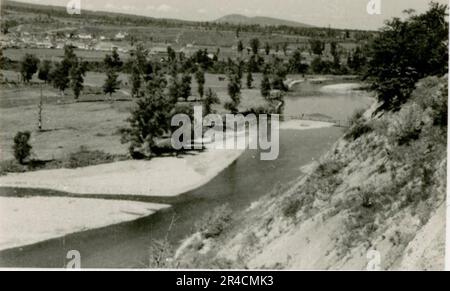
(0, 29), (133, 52)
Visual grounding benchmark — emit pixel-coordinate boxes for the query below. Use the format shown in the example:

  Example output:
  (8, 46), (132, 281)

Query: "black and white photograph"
(0, 0), (448, 272)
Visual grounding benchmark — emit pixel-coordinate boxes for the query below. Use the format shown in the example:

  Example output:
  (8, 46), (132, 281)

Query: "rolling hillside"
(216, 14), (313, 28)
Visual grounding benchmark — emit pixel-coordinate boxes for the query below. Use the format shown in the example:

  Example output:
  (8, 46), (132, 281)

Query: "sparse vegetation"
(196, 204), (233, 239)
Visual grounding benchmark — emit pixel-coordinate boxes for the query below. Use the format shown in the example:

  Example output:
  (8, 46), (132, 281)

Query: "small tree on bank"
(204, 88), (220, 116)
(180, 74), (192, 101)
(20, 54), (40, 83)
(103, 69), (121, 98)
(69, 59), (86, 100)
(13, 131), (32, 165)
(250, 38), (260, 55)
(195, 68), (206, 98)
(261, 73), (271, 99)
(38, 60), (52, 83)
(225, 73), (241, 113)
(121, 90), (171, 158)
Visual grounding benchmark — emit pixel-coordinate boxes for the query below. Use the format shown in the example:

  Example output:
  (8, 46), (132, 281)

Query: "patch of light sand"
(0, 130), (249, 196)
(0, 196), (169, 251)
(0, 149), (243, 196)
(319, 83), (361, 93)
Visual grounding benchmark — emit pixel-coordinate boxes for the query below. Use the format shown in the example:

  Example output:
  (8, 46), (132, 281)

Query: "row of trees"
(20, 45), (87, 99)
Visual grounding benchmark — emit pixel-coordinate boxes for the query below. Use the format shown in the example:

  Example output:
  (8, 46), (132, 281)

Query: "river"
(0, 82), (373, 268)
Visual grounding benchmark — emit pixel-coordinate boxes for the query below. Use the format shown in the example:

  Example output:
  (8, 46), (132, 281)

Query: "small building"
(114, 32), (128, 40)
(78, 33), (93, 40)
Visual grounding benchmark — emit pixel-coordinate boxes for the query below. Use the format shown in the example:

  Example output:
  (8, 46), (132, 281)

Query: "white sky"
(10, 0), (450, 30)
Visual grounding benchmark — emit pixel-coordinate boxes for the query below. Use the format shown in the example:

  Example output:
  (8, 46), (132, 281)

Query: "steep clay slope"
(175, 76), (447, 270)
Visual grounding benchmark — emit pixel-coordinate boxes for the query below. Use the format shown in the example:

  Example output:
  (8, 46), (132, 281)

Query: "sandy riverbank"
(0, 120), (332, 197)
(0, 196), (169, 251)
(319, 83), (362, 93)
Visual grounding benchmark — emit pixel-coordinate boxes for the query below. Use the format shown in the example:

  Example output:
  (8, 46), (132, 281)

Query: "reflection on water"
(285, 85), (373, 121)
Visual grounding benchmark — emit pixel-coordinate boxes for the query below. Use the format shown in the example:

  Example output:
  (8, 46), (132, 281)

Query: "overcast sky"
(12, 0), (449, 30)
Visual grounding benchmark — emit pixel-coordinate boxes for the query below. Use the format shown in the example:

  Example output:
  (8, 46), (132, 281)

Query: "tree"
(61, 45), (77, 71)
(248, 54), (264, 73)
(146, 68), (167, 96)
(103, 69), (121, 97)
(128, 44), (151, 97)
(225, 73), (241, 113)
(13, 131), (32, 165)
(122, 90), (171, 158)
(104, 48), (123, 71)
(69, 59), (86, 99)
(168, 74), (181, 103)
(289, 49), (308, 74)
(180, 74), (192, 100)
(167, 46), (176, 63)
(246, 71), (254, 89)
(250, 38), (260, 55)
(264, 42), (271, 56)
(38, 60), (52, 83)
(0, 48), (5, 69)
(51, 45), (77, 95)
(365, 2), (448, 109)
(261, 72), (271, 99)
(20, 54), (40, 83)
(237, 40), (244, 54)
(309, 38), (325, 56)
(195, 68), (205, 98)
(103, 48), (123, 98)
(203, 88), (220, 116)
(282, 42), (289, 56)
(130, 63), (142, 98)
(330, 41), (342, 72)
(51, 62), (70, 94)
(347, 46), (367, 74)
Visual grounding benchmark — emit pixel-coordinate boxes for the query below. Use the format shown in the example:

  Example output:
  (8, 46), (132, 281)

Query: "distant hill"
(215, 14), (313, 28)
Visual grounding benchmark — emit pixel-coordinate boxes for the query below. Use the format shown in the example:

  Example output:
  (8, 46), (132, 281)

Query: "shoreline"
(0, 121), (335, 253)
(0, 120), (333, 197)
(0, 196), (170, 252)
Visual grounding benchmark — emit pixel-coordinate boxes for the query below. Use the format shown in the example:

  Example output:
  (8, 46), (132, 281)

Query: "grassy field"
(0, 70), (272, 162)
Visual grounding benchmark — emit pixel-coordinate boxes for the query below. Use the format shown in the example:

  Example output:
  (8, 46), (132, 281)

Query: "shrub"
(282, 197), (302, 219)
(388, 103), (423, 146)
(148, 238), (175, 269)
(344, 109), (373, 141)
(196, 204), (233, 239)
(411, 76), (448, 127)
(13, 131), (32, 164)
(431, 82), (448, 127)
(344, 122), (373, 141)
(59, 146), (127, 169)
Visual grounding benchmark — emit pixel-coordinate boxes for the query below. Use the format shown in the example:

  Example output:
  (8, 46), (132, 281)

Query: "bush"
(344, 122), (373, 141)
(61, 146), (127, 168)
(13, 131), (32, 164)
(282, 198), (302, 219)
(389, 103), (423, 146)
(411, 76), (448, 127)
(148, 238), (175, 269)
(196, 204), (232, 239)
(344, 109), (373, 141)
